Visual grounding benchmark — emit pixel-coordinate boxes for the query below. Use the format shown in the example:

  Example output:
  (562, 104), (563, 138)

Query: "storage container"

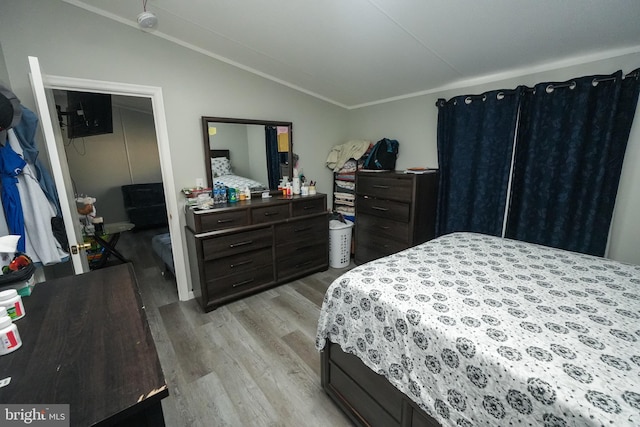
(329, 219), (353, 268)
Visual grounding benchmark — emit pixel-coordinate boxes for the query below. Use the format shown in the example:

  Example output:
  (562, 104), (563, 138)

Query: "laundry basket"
(329, 219), (353, 268)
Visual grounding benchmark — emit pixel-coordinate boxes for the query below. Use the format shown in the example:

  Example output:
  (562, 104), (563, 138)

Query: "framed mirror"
(201, 116), (293, 194)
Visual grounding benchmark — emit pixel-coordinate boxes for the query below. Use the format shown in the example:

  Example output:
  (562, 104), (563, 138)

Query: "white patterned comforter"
(316, 232), (640, 427)
(215, 174), (267, 191)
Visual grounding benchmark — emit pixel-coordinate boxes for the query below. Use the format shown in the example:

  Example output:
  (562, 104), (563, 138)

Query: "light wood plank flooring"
(114, 228), (354, 427)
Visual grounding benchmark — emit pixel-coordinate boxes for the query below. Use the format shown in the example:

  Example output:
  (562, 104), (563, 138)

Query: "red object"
(8, 255), (30, 271)
(7, 330), (18, 347)
(14, 302), (22, 317)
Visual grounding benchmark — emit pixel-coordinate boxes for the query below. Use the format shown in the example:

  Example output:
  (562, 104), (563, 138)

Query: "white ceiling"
(64, 0), (640, 109)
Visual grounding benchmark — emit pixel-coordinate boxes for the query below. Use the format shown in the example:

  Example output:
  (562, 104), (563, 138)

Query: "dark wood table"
(0, 264), (169, 426)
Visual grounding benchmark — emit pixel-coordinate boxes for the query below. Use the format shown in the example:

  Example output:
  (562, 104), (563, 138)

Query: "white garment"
(0, 199), (9, 236)
(7, 130), (67, 265)
(326, 140), (371, 172)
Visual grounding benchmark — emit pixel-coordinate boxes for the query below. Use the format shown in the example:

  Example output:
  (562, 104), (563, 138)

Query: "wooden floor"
(114, 227), (354, 427)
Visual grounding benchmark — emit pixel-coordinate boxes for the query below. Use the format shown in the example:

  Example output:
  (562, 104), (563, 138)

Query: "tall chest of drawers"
(355, 171), (438, 264)
(186, 194), (328, 312)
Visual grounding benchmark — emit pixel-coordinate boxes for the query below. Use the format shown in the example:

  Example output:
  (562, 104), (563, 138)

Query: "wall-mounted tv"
(66, 91), (113, 139)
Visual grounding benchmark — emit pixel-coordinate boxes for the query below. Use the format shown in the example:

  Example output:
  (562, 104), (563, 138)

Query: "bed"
(316, 232), (640, 427)
(209, 149), (268, 191)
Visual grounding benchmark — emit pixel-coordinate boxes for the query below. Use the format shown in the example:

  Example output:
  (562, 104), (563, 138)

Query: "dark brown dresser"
(186, 194), (329, 311)
(354, 171), (438, 264)
(0, 264), (168, 426)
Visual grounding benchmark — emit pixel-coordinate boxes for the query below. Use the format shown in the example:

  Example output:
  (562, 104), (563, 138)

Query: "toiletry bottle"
(0, 315), (21, 355)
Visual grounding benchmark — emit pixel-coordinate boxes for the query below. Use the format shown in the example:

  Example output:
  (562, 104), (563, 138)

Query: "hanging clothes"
(7, 130), (67, 264)
(0, 140), (27, 252)
(12, 106), (62, 216)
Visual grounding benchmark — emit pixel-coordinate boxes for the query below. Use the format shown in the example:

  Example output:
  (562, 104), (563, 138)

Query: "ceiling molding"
(348, 44), (640, 110)
(61, 0), (640, 111)
(61, 0), (349, 109)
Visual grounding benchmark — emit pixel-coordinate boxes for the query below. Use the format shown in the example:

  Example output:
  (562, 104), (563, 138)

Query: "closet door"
(28, 56), (89, 274)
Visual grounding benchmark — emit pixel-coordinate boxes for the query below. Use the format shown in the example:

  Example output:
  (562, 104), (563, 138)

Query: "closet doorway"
(28, 56), (189, 301)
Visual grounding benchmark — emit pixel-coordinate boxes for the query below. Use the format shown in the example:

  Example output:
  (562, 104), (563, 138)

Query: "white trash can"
(329, 219), (353, 268)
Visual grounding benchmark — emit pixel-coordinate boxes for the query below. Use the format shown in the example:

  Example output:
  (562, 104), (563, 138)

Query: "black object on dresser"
(355, 171), (438, 264)
(186, 194), (329, 312)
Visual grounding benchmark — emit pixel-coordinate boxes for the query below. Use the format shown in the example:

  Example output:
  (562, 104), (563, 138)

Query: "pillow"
(211, 157), (232, 177)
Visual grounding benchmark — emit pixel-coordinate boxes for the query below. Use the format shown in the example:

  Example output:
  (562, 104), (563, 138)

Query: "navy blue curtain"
(505, 70), (640, 256)
(265, 126), (279, 189)
(436, 89), (522, 236)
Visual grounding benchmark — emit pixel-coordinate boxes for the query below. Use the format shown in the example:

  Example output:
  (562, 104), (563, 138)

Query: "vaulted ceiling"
(64, 0), (640, 108)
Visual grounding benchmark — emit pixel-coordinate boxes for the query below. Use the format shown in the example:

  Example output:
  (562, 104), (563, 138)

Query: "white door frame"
(42, 73), (190, 301)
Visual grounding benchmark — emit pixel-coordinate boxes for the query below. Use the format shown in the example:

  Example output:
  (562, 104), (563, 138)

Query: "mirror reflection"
(201, 117), (293, 192)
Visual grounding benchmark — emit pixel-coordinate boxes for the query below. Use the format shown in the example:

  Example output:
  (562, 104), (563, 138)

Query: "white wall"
(348, 53), (640, 265)
(0, 0), (347, 293)
(0, 43), (9, 87)
(209, 122), (252, 180)
(247, 125), (269, 185)
(62, 103), (161, 223)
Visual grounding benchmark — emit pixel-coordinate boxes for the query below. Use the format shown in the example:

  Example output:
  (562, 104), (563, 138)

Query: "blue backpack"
(363, 138), (399, 170)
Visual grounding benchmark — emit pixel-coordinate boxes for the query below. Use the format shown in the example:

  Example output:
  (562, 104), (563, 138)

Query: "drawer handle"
(377, 225), (390, 230)
(294, 226), (312, 233)
(263, 211), (280, 216)
(303, 206), (315, 210)
(229, 240), (253, 248)
(372, 206), (389, 212)
(230, 260), (253, 268)
(295, 260), (313, 268)
(217, 218), (235, 224)
(372, 185), (390, 189)
(232, 278), (254, 288)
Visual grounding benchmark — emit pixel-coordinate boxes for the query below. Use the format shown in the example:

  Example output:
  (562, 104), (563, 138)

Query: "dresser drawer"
(355, 233), (409, 264)
(357, 214), (409, 244)
(357, 175), (412, 202)
(276, 242), (327, 278)
(199, 209), (248, 232)
(274, 215), (327, 245)
(357, 196), (410, 222)
(202, 227), (272, 260)
(292, 197), (326, 217)
(204, 247), (273, 279)
(251, 203), (290, 224)
(207, 265), (274, 298)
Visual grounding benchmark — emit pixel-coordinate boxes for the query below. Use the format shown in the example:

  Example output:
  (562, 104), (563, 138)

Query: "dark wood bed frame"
(321, 341), (441, 427)
(210, 148), (230, 160)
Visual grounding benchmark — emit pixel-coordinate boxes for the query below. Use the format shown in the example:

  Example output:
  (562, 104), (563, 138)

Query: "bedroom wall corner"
(607, 100), (640, 265)
(347, 52), (640, 265)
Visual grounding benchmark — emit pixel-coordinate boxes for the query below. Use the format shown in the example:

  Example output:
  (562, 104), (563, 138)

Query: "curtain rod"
(547, 70), (640, 92)
(436, 70), (640, 105)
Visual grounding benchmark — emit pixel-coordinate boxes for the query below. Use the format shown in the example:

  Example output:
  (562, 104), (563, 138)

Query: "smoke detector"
(137, 11), (158, 28)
